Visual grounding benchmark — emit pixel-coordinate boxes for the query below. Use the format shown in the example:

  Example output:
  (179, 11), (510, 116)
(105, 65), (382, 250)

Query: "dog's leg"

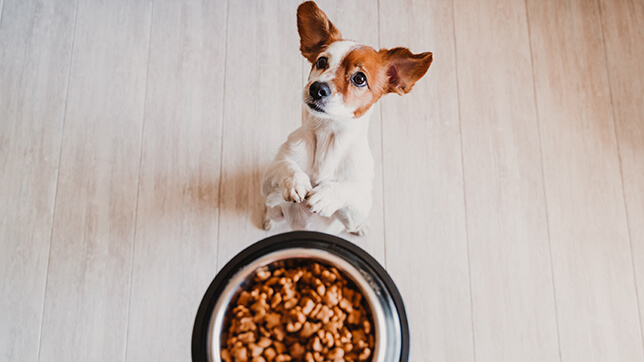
(261, 129), (313, 205)
(282, 203), (309, 230)
(263, 203), (285, 231)
(337, 207), (369, 236)
(306, 181), (371, 235)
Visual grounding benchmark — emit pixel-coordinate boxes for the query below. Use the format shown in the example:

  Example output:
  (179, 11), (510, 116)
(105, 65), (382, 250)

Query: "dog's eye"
(351, 72), (367, 87)
(316, 57), (328, 69)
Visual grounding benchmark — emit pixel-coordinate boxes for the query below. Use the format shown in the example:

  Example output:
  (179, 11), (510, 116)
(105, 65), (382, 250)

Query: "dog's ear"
(379, 48), (433, 95)
(297, 1), (342, 63)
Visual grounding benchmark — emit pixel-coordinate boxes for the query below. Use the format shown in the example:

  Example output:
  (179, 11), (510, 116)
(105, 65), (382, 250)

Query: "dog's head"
(297, 1), (433, 120)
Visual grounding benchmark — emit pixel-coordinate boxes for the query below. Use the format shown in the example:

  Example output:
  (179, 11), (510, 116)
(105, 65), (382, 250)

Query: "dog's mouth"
(306, 102), (325, 113)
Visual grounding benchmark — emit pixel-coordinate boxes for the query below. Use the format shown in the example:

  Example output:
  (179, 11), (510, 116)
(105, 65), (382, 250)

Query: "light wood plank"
(303, 0), (386, 264)
(378, 0), (474, 360)
(216, 0), (303, 268)
(37, 0), (152, 360)
(453, 0), (560, 360)
(526, 0), (644, 359)
(0, 0), (76, 360)
(599, 0), (644, 337)
(124, 0), (226, 360)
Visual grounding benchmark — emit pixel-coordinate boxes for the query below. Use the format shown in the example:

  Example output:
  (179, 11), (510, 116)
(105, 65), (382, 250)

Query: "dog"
(261, 1), (433, 235)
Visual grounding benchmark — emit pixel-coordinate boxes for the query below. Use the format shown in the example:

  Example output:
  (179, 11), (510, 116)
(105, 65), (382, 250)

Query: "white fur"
(261, 40), (374, 235)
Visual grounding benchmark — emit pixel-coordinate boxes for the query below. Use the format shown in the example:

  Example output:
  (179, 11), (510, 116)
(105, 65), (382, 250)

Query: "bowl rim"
(191, 231), (410, 362)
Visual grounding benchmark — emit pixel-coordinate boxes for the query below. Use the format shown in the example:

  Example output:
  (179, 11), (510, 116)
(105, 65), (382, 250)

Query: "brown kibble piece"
(321, 269), (337, 283)
(238, 331), (256, 343)
(273, 326), (286, 341)
(238, 291), (252, 306)
(323, 285), (340, 306)
(283, 298), (299, 309)
(348, 310), (362, 325)
(265, 313), (281, 329)
(305, 352), (315, 362)
(358, 347), (371, 360)
(363, 320), (371, 334)
(290, 343), (305, 359)
(248, 343), (264, 357)
(271, 293), (283, 309)
(239, 317), (257, 332)
(232, 342), (248, 361)
(328, 347), (345, 360)
(300, 321), (321, 339)
(301, 298), (316, 315)
(312, 336), (323, 352)
(275, 354), (292, 362)
(256, 268), (271, 281)
(257, 337), (272, 348)
(286, 321), (303, 332)
(263, 347), (276, 360)
(339, 298), (353, 312)
(221, 349), (232, 362)
(315, 305), (334, 323)
(273, 341), (287, 354)
(310, 303), (323, 319)
(316, 284), (326, 296)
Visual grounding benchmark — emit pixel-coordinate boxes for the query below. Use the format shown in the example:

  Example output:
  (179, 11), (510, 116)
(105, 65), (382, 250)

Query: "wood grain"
(0, 0), (76, 360)
(453, 0), (561, 360)
(378, 0), (474, 360)
(124, 0), (226, 360)
(0, 1), (643, 360)
(216, 0), (302, 269)
(37, 0), (152, 360)
(599, 0), (644, 337)
(526, 0), (643, 359)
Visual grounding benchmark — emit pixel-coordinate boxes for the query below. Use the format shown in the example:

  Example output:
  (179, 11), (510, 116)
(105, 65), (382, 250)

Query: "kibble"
(221, 262), (374, 362)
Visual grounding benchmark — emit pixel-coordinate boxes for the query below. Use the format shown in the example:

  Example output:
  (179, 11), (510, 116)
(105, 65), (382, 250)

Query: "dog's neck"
(303, 107), (372, 137)
(303, 107), (373, 184)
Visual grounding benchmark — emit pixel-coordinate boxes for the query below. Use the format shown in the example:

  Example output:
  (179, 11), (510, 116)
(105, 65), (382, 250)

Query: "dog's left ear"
(379, 47), (433, 95)
(297, 1), (342, 63)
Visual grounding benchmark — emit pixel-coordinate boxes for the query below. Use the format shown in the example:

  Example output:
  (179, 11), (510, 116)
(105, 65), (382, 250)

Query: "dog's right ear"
(297, 1), (342, 63)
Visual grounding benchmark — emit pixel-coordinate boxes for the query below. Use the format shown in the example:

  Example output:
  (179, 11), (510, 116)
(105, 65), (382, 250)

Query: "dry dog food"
(221, 262), (375, 362)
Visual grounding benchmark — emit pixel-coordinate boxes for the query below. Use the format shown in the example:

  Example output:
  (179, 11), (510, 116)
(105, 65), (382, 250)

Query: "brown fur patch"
(329, 46), (433, 118)
(378, 48), (433, 95)
(297, 2), (342, 63)
(332, 46), (388, 118)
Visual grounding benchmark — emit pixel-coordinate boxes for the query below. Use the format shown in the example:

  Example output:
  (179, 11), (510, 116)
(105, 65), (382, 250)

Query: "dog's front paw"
(282, 173), (312, 203)
(306, 183), (344, 217)
(348, 223), (369, 236)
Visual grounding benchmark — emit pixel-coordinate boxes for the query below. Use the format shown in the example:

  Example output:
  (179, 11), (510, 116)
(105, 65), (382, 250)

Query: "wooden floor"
(1, 0), (643, 361)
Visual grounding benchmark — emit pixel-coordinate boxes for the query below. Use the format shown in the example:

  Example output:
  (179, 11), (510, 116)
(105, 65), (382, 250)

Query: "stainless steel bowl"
(192, 231), (409, 362)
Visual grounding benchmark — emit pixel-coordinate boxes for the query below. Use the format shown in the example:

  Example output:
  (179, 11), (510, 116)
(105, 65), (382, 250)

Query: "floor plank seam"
(0, 0), (4, 31)
(35, 0), (80, 360)
(595, 0), (644, 353)
(376, 0), (388, 269)
(214, 0), (231, 273)
(450, 1), (477, 360)
(523, 2), (564, 360)
(123, 1), (156, 361)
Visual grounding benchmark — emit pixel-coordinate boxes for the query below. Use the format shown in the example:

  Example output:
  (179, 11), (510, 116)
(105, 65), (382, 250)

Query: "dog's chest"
(308, 130), (350, 185)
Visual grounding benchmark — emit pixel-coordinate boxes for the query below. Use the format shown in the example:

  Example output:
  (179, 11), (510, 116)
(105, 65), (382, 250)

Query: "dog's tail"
(281, 203), (310, 230)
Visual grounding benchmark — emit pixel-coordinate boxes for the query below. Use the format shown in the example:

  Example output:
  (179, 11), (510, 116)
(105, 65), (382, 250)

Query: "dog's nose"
(309, 82), (331, 100)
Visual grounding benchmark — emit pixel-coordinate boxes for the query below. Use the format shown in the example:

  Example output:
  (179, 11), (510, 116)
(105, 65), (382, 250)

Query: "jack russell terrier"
(261, 1), (433, 235)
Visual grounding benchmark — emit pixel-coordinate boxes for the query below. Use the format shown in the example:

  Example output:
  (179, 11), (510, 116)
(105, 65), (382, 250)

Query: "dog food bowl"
(192, 231), (409, 362)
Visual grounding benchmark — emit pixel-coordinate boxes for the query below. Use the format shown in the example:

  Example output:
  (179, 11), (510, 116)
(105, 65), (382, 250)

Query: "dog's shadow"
(185, 165), (267, 231)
